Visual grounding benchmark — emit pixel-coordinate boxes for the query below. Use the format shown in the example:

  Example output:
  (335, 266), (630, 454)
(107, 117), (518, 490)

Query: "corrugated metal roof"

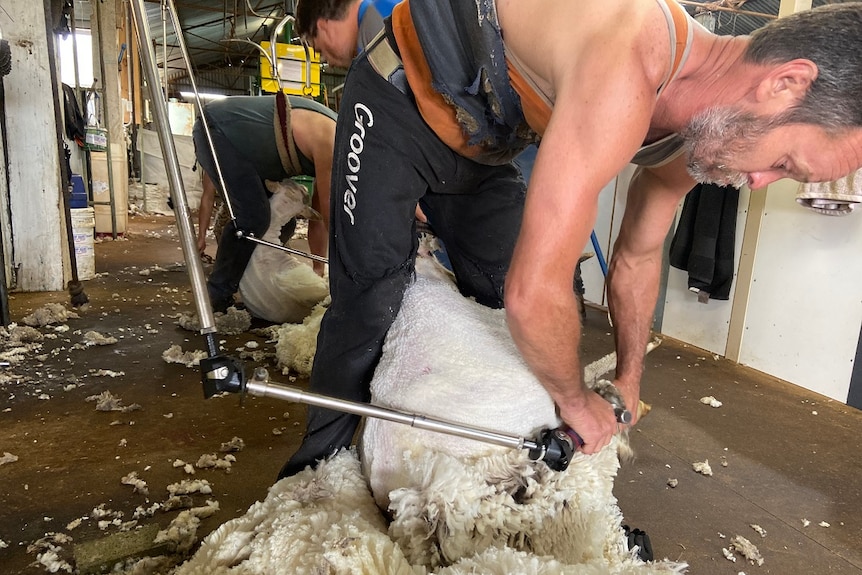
(143, 0), (289, 83)
(72, 0), (291, 94)
(682, 0), (854, 36)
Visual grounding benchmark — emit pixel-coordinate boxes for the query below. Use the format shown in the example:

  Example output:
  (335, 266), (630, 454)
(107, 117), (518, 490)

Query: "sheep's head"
(265, 179), (321, 222)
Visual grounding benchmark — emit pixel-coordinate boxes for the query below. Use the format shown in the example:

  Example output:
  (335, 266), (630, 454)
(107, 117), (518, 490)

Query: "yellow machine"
(260, 41), (321, 96)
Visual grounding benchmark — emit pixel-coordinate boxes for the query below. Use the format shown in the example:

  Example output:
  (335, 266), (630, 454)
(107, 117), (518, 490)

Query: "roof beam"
(677, 0), (778, 19)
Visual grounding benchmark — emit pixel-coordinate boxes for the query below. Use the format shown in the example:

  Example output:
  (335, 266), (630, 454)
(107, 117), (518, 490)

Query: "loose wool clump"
(274, 298), (328, 377)
(176, 306), (251, 335)
(171, 449), (416, 575)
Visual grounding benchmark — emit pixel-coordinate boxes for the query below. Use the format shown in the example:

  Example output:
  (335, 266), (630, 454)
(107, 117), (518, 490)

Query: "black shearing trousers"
(280, 48), (527, 478)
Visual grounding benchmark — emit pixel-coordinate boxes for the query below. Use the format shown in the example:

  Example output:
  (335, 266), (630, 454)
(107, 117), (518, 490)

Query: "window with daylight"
(58, 29), (94, 88)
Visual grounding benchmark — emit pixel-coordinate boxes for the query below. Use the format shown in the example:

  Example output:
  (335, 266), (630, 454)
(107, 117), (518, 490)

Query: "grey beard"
(680, 107), (778, 190)
(685, 156), (749, 189)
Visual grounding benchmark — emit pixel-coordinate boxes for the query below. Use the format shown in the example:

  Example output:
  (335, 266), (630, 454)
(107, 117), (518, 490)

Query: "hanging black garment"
(61, 83), (86, 145)
(669, 183), (740, 301)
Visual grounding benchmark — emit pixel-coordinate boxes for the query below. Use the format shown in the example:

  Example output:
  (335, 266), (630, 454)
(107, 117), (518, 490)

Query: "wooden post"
(0, 0), (66, 291)
(90, 0), (129, 236)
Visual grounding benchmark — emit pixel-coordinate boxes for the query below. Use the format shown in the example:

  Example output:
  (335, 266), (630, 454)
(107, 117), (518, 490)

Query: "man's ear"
(315, 18), (334, 41)
(756, 58), (818, 106)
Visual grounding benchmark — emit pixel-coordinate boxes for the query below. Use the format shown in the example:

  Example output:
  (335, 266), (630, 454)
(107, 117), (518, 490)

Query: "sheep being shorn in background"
(169, 241), (684, 574)
(237, 179), (329, 324)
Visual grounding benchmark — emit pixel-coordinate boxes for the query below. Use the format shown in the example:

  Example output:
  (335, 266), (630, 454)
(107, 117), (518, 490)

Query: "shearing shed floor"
(1, 213), (860, 574)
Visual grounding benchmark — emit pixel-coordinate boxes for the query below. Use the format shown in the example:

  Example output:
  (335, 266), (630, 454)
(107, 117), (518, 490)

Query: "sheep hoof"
(637, 400), (652, 420)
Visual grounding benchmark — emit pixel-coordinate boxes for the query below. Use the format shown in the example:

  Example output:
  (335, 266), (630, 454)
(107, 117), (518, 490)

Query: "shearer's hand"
(613, 377), (642, 427)
(559, 390), (618, 455)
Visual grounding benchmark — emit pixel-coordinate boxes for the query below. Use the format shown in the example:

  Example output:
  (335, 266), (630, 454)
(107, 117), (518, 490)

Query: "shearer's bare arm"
(502, 0), (681, 453)
(292, 108), (335, 276)
(607, 154), (695, 423)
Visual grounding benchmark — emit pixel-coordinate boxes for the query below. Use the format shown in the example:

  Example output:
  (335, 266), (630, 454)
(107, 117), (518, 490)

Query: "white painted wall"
(736, 179), (862, 402)
(590, 169), (861, 405)
(2, 0), (66, 291)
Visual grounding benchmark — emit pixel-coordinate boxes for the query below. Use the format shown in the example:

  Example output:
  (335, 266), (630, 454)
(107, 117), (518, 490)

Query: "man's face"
(682, 107), (862, 189)
(307, 18), (358, 69)
(682, 107), (776, 188)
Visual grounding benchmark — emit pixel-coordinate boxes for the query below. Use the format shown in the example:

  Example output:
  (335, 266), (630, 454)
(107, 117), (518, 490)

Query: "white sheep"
(360, 253), (678, 571)
(166, 245), (685, 574)
(238, 179), (329, 324)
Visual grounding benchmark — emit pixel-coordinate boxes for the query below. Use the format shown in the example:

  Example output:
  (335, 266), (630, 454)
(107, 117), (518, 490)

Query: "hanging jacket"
(669, 183), (740, 301)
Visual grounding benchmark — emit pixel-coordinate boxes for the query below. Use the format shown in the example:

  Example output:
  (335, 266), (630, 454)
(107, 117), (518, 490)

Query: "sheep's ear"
(300, 206), (322, 221)
(264, 179), (283, 194)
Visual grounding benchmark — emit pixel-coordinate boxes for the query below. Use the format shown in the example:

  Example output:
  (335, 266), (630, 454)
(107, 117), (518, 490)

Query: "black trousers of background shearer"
(193, 121), (285, 305)
(279, 52), (527, 478)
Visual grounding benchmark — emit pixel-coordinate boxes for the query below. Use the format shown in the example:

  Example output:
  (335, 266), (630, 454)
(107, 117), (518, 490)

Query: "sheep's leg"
(583, 336), (662, 420)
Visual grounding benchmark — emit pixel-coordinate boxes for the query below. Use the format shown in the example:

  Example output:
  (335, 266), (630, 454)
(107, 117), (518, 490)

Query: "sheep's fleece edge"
(172, 448), (687, 574)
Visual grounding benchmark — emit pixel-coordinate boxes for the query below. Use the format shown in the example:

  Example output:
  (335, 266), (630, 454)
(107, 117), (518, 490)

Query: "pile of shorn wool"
(171, 446), (685, 574)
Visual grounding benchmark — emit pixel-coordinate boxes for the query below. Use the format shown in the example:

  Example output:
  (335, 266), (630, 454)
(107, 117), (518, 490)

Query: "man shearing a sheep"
(193, 94), (336, 313)
(280, 0), (862, 479)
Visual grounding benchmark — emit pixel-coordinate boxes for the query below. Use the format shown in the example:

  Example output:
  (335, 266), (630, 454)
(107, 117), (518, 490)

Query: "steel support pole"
(128, 0), (217, 338)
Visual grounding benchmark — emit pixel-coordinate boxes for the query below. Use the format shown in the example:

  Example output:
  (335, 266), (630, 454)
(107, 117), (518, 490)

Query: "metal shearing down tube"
(128, 0), (218, 346)
(243, 235), (329, 265)
(164, 1), (235, 224)
(239, 367), (581, 472)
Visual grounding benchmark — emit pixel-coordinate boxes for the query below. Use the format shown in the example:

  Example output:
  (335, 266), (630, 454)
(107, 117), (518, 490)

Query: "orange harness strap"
(392, 2), (483, 158)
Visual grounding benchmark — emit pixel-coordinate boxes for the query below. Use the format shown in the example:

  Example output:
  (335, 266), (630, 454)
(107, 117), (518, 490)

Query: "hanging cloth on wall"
(669, 182), (740, 302)
(61, 83), (85, 147)
(796, 168), (862, 216)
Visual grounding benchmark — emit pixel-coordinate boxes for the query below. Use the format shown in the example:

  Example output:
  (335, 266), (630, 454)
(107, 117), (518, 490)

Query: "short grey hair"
(744, 2), (862, 131)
